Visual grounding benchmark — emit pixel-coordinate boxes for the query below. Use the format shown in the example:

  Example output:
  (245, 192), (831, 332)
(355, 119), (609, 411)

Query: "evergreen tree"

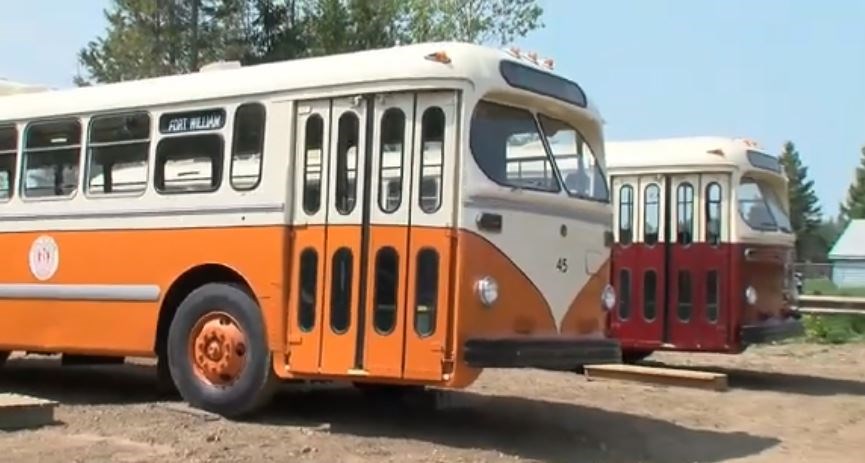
(779, 141), (823, 260)
(840, 145), (865, 223)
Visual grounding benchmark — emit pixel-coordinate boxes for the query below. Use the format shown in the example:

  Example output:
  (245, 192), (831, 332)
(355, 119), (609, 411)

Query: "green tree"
(840, 145), (865, 223)
(77, 0), (545, 83)
(779, 141), (824, 261)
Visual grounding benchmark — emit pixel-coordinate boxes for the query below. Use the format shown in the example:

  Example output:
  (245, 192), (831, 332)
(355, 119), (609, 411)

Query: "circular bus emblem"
(29, 235), (59, 281)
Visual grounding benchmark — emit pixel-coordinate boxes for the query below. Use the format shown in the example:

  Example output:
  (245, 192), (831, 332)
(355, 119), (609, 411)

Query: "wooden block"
(0, 393), (58, 430)
(583, 364), (728, 392)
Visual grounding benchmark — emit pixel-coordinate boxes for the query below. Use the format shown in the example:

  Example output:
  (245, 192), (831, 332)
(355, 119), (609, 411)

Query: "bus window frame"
(0, 124), (18, 203)
(83, 110), (152, 199)
(19, 117), (84, 202)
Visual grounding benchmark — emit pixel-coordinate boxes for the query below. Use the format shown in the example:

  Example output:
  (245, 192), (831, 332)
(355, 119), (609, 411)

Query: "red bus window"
(677, 270), (692, 321)
(618, 269), (632, 319)
(643, 270), (657, 321)
(676, 183), (694, 244)
(644, 184), (660, 245)
(706, 270), (719, 322)
(705, 182), (722, 245)
(618, 184), (634, 244)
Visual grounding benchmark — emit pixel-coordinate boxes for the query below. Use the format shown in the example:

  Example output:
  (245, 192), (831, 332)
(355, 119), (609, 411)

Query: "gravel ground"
(0, 342), (863, 463)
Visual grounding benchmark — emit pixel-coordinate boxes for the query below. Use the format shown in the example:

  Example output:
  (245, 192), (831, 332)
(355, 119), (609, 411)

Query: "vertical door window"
(330, 248), (353, 333)
(618, 184), (634, 244)
(676, 183), (694, 244)
(618, 269), (632, 319)
(706, 270), (719, 323)
(298, 249), (318, 332)
(643, 270), (657, 321)
(705, 182), (722, 245)
(335, 113), (359, 214)
(378, 109), (405, 213)
(373, 247), (399, 334)
(303, 115), (324, 214)
(644, 184), (660, 245)
(419, 107), (445, 213)
(414, 249), (439, 336)
(677, 270), (692, 321)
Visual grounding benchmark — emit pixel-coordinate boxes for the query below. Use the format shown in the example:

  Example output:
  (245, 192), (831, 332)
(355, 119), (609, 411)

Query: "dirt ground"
(0, 342), (863, 463)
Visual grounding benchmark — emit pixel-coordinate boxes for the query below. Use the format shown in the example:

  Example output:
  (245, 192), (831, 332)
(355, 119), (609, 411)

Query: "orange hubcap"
(189, 312), (247, 386)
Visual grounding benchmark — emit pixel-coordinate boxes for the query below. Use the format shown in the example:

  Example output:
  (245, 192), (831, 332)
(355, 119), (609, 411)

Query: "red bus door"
(665, 173), (729, 350)
(610, 175), (666, 350)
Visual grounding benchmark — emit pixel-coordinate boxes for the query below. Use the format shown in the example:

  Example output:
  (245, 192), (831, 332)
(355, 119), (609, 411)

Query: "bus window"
(618, 269), (632, 319)
(537, 114), (608, 201)
(23, 119), (81, 198)
(414, 249), (439, 337)
(420, 107), (444, 213)
(330, 248), (353, 333)
(643, 270), (657, 321)
(230, 103), (265, 191)
(618, 184), (634, 244)
(373, 247), (399, 334)
(644, 184), (660, 245)
(303, 115), (324, 214)
(737, 177), (792, 233)
(87, 112), (150, 195)
(706, 270), (719, 322)
(0, 125), (16, 200)
(705, 182), (722, 245)
(378, 108), (405, 213)
(335, 113), (359, 215)
(154, 134), (223, 193)
(677, 270), (692, 321)
(298, 248), (318, 332)
(469, 100), (559, 193)
(676, 183), (694, 244)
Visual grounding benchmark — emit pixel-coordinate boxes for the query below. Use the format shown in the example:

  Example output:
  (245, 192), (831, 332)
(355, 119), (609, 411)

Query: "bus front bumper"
(463, 337), (622, 370)
(740, 317), (805, 344)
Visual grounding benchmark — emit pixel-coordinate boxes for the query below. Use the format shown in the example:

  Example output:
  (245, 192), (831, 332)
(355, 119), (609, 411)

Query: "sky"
(1, 0), (863, 218)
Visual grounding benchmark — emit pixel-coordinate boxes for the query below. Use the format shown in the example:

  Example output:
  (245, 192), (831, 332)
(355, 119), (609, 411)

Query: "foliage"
(779, 141), (825, 261)
(76, 0), (545, 84)
(802, 314), (865, 344)
(840, 145), (865, 223)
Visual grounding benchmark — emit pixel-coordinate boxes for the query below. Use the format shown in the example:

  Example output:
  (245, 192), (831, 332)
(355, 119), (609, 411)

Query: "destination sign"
(159, 109), (226, 134)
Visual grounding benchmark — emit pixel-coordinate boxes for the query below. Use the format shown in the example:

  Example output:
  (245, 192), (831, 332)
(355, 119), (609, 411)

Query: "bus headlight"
(745, 285), (758, 305)
(602, 284), (616, 311)
(476, 276), (499, 307)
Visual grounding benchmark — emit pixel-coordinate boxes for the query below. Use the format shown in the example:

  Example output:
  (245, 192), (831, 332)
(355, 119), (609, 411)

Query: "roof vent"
(199, 61), (242, 73)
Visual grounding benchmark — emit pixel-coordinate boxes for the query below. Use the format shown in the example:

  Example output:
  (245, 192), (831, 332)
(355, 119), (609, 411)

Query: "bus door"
(363, 91), (457, 381)
(610, 174), (666, 347)
(610, 174), (668, 345)
(666, 173), (709, 349)
(288, 92), (456, 380)
(693, 173), (731, 350)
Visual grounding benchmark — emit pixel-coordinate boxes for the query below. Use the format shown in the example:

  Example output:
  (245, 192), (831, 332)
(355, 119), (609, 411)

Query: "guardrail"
(797, 295), (865, 316)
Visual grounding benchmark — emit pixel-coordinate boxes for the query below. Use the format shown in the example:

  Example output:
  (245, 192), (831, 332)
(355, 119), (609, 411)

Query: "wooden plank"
(583, 364), (728, 391)
(0, 393), (58, 430)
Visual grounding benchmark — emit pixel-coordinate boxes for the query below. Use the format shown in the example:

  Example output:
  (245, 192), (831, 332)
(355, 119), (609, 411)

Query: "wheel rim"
(188, 311), (248, 387)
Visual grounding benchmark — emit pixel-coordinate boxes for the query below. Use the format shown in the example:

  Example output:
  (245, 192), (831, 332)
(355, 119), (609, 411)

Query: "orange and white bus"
(605, 137), (803, 362)
(0, 42), (619, 417)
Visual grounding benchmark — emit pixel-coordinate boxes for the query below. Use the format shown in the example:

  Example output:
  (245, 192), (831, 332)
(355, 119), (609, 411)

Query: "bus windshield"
(469, 100), (608, 201)
(737, 177), (792, 233)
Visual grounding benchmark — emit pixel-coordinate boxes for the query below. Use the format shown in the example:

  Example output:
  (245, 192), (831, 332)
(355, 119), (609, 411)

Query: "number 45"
(556, 258), (568, 273)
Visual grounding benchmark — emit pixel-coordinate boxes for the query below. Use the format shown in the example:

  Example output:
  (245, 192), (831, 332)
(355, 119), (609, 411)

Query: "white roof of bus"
(0, 42), (601, 123)
(604, 136), (772, 171)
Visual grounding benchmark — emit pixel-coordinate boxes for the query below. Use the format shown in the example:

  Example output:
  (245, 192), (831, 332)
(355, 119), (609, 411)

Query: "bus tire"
(621, 350), (654, 364)
(166, 282), (276, 419)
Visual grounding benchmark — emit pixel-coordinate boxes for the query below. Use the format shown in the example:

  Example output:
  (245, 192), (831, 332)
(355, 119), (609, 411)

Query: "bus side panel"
(0, 226), (286, 356)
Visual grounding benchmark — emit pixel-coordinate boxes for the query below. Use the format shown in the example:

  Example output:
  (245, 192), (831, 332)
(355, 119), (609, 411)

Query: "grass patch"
(802, 314), (865, 344)
(804, 278), (865, 297)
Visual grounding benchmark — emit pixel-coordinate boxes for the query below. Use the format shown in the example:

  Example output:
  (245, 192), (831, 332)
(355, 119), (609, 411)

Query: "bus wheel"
(167, 283), (276, 419)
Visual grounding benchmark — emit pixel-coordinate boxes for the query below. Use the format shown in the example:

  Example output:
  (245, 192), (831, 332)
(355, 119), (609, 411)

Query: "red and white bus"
(605, 137), (803, 362)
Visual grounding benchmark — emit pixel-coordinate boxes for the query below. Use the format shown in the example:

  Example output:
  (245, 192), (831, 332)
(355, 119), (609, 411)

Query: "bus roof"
(0, 41), (601, 123)
(605, 136), (782, 174)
